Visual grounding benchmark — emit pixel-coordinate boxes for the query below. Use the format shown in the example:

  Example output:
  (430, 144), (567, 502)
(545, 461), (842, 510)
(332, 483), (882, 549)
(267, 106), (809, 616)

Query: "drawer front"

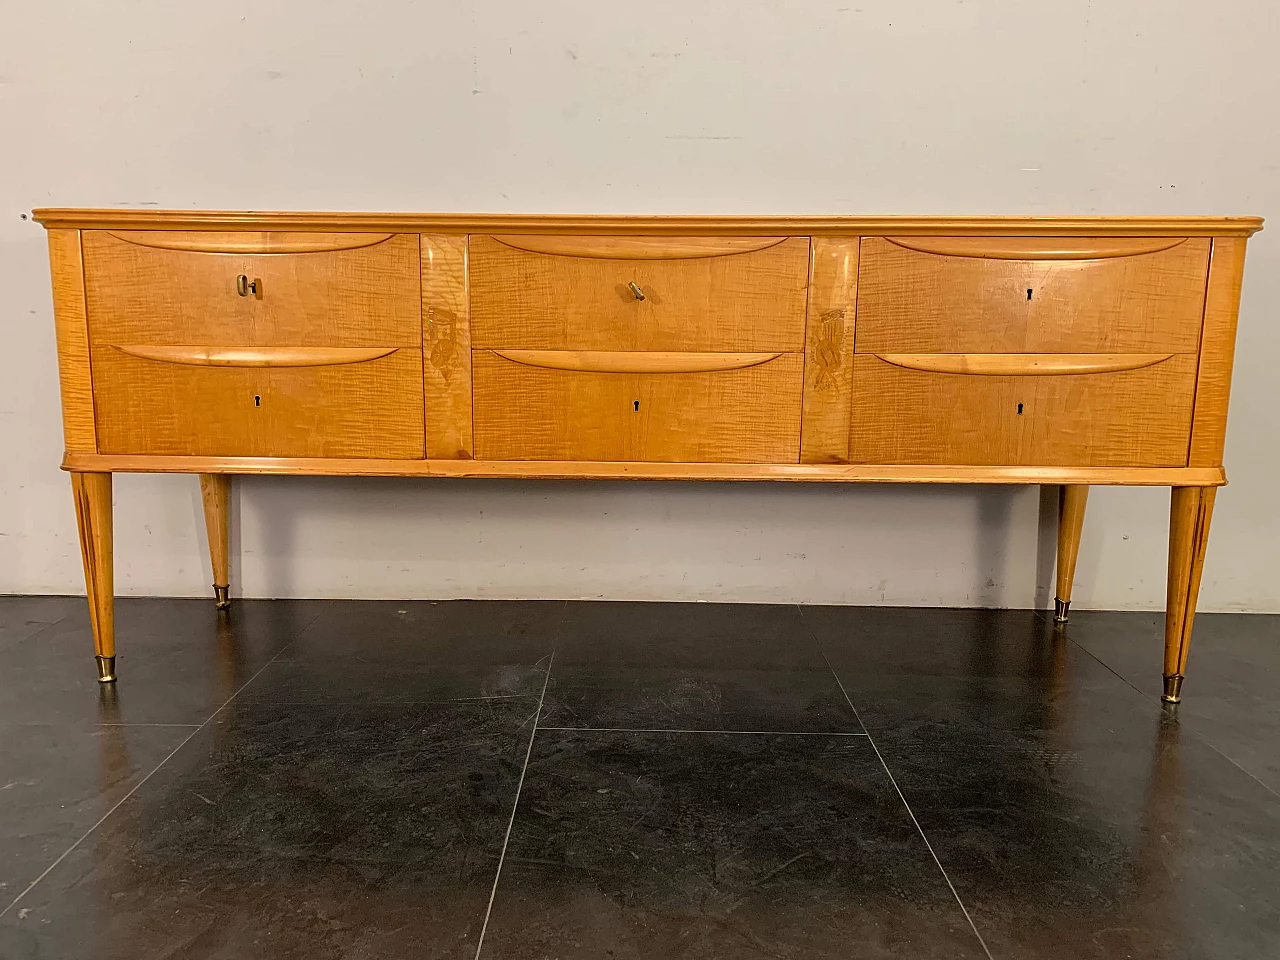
(848, 353), (1197, 466)
(92, 346), (425, 458)
(856, 236), (1210, 353)
(83, 231), (421, 346)
(472, 349), (803, 462)
(470, 236), (809, 351)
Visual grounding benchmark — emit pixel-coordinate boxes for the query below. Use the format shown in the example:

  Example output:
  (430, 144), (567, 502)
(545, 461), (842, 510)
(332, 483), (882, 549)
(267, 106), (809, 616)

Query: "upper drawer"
(83, 231), (421, 346)
(470, 235), (809, 351)
(855, 236), (1211, 353)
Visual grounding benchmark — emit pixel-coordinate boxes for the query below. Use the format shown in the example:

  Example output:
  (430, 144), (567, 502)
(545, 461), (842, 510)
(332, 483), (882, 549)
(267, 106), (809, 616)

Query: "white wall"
(2, 1), (1277, 611)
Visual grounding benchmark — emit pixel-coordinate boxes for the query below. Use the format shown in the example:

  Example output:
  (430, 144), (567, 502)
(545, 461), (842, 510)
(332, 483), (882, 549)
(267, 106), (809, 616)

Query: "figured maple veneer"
(83, 231), (421, 346)
(472, 349), (803, 462)
(31, 209), (1263, 702)
(93, 348), (425, 459)
(469, 235), (809, 351)
(848, 353), (1198, 466)
(856, 236), (1211, 353)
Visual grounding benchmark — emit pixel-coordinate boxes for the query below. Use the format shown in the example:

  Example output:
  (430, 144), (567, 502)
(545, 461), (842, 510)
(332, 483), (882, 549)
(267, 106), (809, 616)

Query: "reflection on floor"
(1, 597), (1277, 959)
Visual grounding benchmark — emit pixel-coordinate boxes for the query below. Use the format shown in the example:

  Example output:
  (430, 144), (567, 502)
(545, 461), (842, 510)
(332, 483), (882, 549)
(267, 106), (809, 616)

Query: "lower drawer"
(472, 349), (803, 462)
(848, 353), (1198, 466)
(92, 346), (424, 458)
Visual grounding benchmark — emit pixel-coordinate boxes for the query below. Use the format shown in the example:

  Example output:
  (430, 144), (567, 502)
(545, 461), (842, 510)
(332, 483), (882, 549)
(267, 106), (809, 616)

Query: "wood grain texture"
(199, 474), (230, 590)
(422, 234), (473, 460)
(800, 238), (859, 464)
(83, 231), (421, 347)
(91, 348), (425, 459)
(488, 236), (788, 259)
(848, 353), (1198, 466)
(856, 237), (1211, 353)
(61, 452), (1227, 487)
(47, 229), (97, 453)
(1056, 485), (1089, 604)
(884, 236), (1187, 260)
(473, 349), (803, 462)
(491, 350), (783, 373)
(1166, 485), (1216, 678)
(103, 231), (393, 254)
(874, 354), (1175, 376)
(1188, 237), (1248, 467)
(470, 235), (809, 351)
(33, 209), (1265, 237)
(70, 472), (113, 658)
(111, 345), (399, 367)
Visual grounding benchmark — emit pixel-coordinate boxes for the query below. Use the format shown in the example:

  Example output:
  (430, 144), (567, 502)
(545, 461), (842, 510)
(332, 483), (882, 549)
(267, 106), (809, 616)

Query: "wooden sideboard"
(33, 210), (1262, 702)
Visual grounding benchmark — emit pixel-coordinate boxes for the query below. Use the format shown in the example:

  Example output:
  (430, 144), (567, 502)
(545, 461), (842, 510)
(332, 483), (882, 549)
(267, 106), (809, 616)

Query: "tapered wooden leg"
(199, 474), (232, 609)
(1054, 484), (1089, 622)
(70, 472), (115, 682)
(1164, 486), (1217, 703)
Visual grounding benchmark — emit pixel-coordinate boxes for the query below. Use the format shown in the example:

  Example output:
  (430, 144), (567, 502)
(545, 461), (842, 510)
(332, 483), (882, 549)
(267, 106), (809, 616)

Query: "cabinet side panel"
(423, 234), (473, 459)
(1188, 237), (1248, 467)
(800, 238), (858, 463)
(47, 228), (97, 452)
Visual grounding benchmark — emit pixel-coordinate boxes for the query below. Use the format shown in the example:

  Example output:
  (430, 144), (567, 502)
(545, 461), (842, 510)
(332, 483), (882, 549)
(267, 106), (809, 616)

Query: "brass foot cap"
(1162, 674), (1184, 703)
(214, 585), (230, 609)
(1053, 598), (1070, 622)
(95, 655), (117, 683)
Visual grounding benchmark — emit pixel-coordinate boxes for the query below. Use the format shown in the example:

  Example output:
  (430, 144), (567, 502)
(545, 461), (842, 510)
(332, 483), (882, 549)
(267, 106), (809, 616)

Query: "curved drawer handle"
(488, 236), (788, 260)
(883, 237), (1187, 260)
(873, 353), (1176, 376)
(111, 345), (400, 368)
(492, 350), (783, 374)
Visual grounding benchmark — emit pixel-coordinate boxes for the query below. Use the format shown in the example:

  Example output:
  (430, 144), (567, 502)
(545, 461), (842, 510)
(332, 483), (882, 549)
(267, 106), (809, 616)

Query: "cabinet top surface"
(31, 209), (1263, 236)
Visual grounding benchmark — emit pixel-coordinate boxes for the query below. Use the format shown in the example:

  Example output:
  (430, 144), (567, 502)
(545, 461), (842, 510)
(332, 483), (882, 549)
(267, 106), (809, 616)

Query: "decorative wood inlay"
(490, 350), (784, 374)
(872, 353), (1177, 376)
(883, 237), (1188, 260)
(103, 231), (394, 254)
(111, 345), (399, 367)
(422, 234), (474, 459)
(488, 236), (787, 260)
(60, 452), (1228, 488)
(800, 237), (859, 464)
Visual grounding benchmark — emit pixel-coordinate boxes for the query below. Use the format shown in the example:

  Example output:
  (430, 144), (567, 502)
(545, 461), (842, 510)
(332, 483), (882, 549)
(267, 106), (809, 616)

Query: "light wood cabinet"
(33, 209), (1262, 703)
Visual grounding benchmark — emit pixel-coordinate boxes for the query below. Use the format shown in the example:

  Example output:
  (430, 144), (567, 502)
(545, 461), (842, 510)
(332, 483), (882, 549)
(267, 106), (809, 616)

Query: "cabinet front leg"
(1054, 484), (1089, 622)
(1164, 486), (1217, 703)
(199, 474), (232, 609)
(71, 472), (115, 682)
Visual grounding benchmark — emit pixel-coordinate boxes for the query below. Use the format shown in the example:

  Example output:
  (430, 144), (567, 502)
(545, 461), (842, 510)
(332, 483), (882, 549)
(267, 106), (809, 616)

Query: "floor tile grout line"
(0, 648), (287, 922)
(821, 649), (995, 960)
(538, 726), (870, 737)
(473, 650), (554, 960)
(1068, 636), (1280, 802)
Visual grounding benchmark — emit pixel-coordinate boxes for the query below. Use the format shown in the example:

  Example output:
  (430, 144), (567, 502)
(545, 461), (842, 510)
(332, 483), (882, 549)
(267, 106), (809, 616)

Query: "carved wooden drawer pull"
(873, 353), (1176, 376)
(111, 345), (399, 368)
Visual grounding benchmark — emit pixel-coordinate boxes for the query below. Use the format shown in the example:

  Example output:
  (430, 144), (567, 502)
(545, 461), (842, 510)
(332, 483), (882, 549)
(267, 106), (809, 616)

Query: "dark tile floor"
(0, 598), (1276, 959)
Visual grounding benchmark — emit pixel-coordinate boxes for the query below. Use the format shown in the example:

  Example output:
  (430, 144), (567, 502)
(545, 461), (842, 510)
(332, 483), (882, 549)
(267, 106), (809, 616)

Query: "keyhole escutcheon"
(254, 394), (261, 407)
(633, 400), (640, 412)
(1026, 288), (1033, 301)
(1016, 402), (1024, 415)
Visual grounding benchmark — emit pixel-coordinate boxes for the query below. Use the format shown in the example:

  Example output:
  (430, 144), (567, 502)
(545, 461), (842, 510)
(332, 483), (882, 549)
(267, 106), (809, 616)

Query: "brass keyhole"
(236, 275), (260, 297)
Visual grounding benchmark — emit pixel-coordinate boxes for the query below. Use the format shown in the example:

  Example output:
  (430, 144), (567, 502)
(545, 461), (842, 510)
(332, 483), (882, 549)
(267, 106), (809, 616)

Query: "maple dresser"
(33, 210), (1261, 702)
